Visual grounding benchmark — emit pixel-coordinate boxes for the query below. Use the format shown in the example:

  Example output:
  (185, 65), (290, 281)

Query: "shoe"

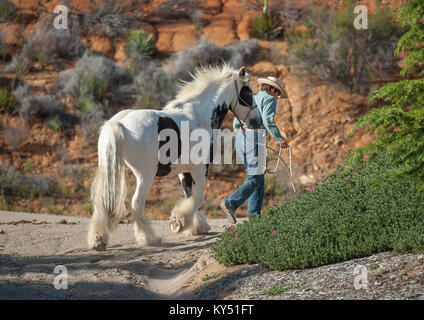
(220, 200), (237, 224)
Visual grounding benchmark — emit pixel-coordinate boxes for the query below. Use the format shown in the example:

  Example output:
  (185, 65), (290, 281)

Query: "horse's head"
(231, 66), (262, 130)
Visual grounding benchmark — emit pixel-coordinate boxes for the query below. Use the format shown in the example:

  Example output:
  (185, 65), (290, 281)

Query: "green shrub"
(250, 12), (284, 40)
(0, 30), (7, 61)
(283, 0), (404, 94)
(212, 152), (424, 271)
(47, 119), (61, 131)
(125, 30), (156, 58)
(0, 164), (55, 198)
(58, 51), (133, 105)
(264, 284), (293, 296)
(0, 0), (16, 22)
(22, 19), (85, 64)
(0, 89), (15, 113)
(80, 73), (108, 103)
(3, 123), (28, 149)
(349, 0), (424, 187)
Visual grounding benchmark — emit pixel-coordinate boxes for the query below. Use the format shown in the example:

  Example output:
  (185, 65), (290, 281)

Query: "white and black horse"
(88, 65), (262, 251)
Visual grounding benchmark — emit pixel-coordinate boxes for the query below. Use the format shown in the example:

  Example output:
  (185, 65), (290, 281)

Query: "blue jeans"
(225, 130), (266, 215)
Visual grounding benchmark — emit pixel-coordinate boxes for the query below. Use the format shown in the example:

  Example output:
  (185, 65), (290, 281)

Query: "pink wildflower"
(310, 187), (315, 191)
(270, 232), (275, 236)
(348, 176), (351, 179)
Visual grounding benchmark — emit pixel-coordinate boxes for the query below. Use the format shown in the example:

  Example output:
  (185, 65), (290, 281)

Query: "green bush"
(212, 152), (424, 271)
(0, 30), (7, 61)
(0, 89), (15, 113)
(0, 164), (55, 198)
(80, 73), (109, 103)
(250, 12), (284, 40)
(349, 0), (424, 187)
(283, 1), (404, 94)
(0, 0), (16, 22)
(125, 30), (156, 58)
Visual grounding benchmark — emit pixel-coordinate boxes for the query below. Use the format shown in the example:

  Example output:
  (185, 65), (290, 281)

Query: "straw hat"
(258, 76), (288, 98)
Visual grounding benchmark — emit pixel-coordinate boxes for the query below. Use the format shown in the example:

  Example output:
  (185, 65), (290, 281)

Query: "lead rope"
(258, 142), (297, 193)
(232, 79), (297, 193)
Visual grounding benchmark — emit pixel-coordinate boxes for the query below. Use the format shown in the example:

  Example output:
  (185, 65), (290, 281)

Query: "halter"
(231, 79), (257, 127)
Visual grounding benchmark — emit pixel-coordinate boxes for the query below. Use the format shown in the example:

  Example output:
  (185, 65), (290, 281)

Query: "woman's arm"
(262, 97), (285, 142)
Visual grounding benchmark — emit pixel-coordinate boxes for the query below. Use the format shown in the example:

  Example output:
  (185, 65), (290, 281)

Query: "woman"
(220, 76), (289, 223)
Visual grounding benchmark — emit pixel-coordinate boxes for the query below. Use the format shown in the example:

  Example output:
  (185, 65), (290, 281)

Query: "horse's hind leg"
(132, 172), (161, 246)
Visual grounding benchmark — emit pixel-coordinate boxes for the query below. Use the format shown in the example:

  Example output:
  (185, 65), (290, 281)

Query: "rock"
(299, 174), (317, 185)
(71, 0), (93, 12)
(196, 257), (207, 270)
(237, 10), (256, 40)
(11, 0), (39, 11)
(276, 64), (290, 78)
(114, 42), (126, 61)
(202, 17), (235, 47)
(202, 0), (222, 14)
(88, 35), (115, 57)
(156, 22), (199, 53)
(0, 22), (22, 46)
(249, 61), (279, 77)
(202, 0), (244, 46)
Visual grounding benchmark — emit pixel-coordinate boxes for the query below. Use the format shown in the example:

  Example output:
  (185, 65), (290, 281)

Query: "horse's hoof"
(169, 216), (182, 234)
(90, 241), (106, 251)
(89, 235), (107, 251)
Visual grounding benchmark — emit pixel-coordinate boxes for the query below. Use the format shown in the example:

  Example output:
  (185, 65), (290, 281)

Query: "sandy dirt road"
(0, 210), (239, 299)
(1, 211), (423, 300)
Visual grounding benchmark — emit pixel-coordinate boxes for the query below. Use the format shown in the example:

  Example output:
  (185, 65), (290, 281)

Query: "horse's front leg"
(175, 171), (211, 235)
(170, 165), (210, 235)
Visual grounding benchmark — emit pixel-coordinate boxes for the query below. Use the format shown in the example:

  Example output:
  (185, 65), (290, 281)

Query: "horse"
(87, 65), (262, 251)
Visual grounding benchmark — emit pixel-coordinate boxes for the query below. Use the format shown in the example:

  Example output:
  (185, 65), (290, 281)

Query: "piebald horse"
(88, 65), (262, 251)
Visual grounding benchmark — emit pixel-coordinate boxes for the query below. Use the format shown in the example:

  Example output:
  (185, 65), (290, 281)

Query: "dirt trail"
(0, 210), (234, 299)
(2, 211), (422, 300)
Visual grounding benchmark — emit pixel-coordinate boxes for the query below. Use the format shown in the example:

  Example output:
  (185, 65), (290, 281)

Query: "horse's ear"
(239, 66), (246, 78)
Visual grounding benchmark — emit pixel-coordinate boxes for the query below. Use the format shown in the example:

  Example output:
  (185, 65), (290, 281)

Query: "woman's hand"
(279, 140), (289, 149)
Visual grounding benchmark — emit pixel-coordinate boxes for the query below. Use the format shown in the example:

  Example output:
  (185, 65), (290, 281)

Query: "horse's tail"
(91, 120), (127, 232)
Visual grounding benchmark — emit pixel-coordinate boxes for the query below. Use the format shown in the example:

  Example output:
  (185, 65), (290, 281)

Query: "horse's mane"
(164, 64), (234, 110)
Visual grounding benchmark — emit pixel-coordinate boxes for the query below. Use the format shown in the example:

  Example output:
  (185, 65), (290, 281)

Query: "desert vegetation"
(283, 0), (404, 94)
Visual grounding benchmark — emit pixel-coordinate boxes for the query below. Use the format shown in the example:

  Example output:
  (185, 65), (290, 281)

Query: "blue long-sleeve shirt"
(233, 91), (285, 142)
